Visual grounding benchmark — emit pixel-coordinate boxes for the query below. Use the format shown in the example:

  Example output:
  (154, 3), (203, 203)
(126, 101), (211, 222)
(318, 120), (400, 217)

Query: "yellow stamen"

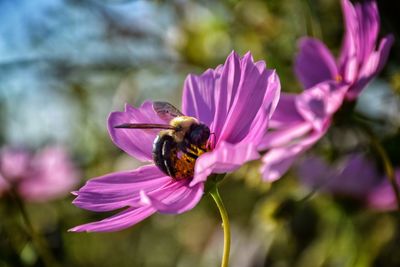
(335, 74), (343, 82)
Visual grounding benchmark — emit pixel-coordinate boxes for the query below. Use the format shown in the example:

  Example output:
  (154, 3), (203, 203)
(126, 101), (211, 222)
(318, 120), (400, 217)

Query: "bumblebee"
(115, 101), (211, 180)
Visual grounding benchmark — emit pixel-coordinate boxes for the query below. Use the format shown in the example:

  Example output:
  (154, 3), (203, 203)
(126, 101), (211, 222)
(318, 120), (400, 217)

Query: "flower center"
(335, 74), (343, 82)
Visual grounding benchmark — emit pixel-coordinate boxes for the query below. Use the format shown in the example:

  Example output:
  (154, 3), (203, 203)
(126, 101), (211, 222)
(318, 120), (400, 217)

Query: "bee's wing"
(153, 101), (184, 120)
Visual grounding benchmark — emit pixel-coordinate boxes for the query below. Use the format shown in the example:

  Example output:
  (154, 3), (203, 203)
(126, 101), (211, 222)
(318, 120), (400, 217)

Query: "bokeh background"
(1, 0), (400, 266)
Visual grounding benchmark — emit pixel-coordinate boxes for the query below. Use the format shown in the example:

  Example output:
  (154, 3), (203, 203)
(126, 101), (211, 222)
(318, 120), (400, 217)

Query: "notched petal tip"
(242, 51), (255, 62)
(67, 226), (85, 233)
(225, 50), (241, 65)
(228, 50), (240, 57)
(377, 34), (394, 64)
(123, 102), (134, 112)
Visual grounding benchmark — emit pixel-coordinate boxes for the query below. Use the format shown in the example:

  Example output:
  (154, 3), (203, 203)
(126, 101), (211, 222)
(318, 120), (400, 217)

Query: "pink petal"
(261, 147), (303, 182)
(69, 205), (156, 232)
(269, 94), (304, 128)
(211, 51), (242, 140)
(261, 130), (325, 182)
(338, 0), (392, 100)
(295, 82), (346, 131)
(190, 141), (260, 186)
(346, 34), (394, 100)
(339, 0), (379, 66)
(338, 0), (357, 66)
(217, 52), (280, 144)
(73, 165), (171, 212)
(341, 56), (359, 85)
(295, 87), (328, 131)
(140, 181), (204, 214)
(375, 35), (395, 74)
(108, 100), (169, 162)
(182, 70), (218, 128)
(259, 122), (312, 150)
(295, 37), (338, 89)
(352, 0), (379, 63)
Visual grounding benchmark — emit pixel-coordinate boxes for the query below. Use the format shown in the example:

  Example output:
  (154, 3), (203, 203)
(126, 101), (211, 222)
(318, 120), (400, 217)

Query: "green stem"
(10, 189), (60, 267)
(209, 185), (231, 267)
(302, 0), (322, 39)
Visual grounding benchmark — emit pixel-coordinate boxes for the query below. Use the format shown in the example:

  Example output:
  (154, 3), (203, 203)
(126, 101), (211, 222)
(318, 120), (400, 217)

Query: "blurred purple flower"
(0, 146), (79, 202)
(297, 154), (380, 198)
(259, 0), (392, 182)
(295, 0), (394, 101)
(71, 51), (280, 232)
(298, 154), (400, 211)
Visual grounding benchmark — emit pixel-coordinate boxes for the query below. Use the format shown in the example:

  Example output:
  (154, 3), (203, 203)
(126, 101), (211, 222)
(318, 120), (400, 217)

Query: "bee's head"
(170, 116), (199, 142)
(187, 123), (210, 146)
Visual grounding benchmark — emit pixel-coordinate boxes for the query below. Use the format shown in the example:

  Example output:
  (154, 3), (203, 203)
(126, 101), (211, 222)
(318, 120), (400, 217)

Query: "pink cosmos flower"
(259, 0), (393, 182)
(0, 146), (79, 202)
(259, 81), (347, 181)
(295, 0), (394, 101)
(297, 154), (400, 211)
(70, 51), (280, 232)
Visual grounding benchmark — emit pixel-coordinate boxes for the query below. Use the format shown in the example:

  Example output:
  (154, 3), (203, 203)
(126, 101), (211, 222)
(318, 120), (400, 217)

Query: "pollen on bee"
(173, 144), (209, 180)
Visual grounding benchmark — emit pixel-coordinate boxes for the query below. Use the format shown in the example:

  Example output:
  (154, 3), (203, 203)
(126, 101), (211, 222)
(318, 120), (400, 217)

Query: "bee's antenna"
(114, 123), (175, 130)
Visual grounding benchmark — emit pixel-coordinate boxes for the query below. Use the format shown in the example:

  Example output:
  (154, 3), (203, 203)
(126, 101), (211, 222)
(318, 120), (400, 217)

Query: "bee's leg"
(182, 139), (208, 155)
(152, 135), (176, 178)
(195, 146), (207, 152)
(185, 150), (199, 160)
(179, 142), (198, 160)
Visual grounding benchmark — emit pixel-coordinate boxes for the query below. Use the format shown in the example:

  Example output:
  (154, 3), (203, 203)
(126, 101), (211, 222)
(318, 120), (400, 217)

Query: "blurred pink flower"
(295, 0), (393, 101)
(260, 0), (392, 182)
(71, 51), (280, 232)
(0, 146), (79, 202)
(297, 154), (380, 198)
(297, 154), (400, 211)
